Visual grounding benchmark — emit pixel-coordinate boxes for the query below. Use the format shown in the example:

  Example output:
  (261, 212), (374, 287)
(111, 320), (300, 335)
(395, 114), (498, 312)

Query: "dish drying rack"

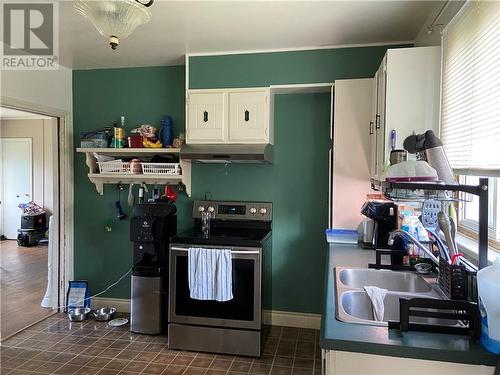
(380, 179), (489, 338)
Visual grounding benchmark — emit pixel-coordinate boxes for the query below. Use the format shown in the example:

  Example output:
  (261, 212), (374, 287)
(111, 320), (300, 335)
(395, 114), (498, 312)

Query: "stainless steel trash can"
(131, 272), (162, 334)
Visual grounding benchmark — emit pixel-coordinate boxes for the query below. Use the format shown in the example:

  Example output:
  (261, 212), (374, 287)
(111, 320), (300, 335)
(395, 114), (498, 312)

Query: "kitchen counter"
(319, 243), (498, 366)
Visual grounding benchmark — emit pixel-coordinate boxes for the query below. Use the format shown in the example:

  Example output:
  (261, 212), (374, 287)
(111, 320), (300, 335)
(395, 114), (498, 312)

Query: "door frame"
(0, 138), (33, 239)
(0, 96), (73, 311)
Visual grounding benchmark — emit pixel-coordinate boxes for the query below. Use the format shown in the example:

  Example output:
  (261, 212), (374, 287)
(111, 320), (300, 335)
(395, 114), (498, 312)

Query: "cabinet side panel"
(332, 79), (373, 229)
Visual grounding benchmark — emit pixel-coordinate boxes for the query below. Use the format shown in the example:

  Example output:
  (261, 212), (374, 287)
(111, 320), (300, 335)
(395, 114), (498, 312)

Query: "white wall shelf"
(76, 148), (191, 196)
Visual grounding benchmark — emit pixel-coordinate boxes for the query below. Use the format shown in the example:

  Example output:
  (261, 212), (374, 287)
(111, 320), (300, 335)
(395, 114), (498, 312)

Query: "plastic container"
(128, 135), (143, 148)
(477, 257), (500, 354)
(159, 116), (173, 147)
(385, 160), (438, 182)
(98, 161), (132, 174)
(140, 162), (180, 175)
(325, 229), (359, 244)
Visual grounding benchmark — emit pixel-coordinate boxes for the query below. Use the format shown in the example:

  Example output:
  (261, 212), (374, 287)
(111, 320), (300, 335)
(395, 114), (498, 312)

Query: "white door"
(0, 138), (32, 239)
(228, 90), (269, 143)
(186, 91), (225, 143)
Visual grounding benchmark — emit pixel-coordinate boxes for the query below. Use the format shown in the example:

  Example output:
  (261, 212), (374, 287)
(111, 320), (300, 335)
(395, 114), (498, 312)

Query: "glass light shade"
(75, 0), (151, 47)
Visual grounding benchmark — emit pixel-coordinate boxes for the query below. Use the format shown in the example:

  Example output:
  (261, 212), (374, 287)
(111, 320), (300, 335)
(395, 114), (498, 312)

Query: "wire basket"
(140, 162), (180, 175)
(98, 161), (132, 174)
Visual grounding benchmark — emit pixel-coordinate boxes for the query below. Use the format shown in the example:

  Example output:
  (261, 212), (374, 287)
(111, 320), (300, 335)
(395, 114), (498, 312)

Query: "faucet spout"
(388, 229), (439, 265)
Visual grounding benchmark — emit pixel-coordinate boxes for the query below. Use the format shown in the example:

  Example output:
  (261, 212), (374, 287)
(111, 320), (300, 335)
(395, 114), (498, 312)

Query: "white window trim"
(456, 233), (498, 265)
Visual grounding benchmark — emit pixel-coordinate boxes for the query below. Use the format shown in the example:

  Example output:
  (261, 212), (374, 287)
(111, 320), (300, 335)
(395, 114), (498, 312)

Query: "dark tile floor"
(0, 314), (321, 375)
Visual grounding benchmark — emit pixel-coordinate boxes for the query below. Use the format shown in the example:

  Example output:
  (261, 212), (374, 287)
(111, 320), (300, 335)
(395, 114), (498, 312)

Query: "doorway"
(0, 107), (59, 339)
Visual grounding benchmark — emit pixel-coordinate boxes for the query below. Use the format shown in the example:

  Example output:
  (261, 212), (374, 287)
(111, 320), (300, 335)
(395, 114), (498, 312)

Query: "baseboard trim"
(91, 297), (131, 313)
(263, 310), (321, 330)
(91, 298), (321, 330)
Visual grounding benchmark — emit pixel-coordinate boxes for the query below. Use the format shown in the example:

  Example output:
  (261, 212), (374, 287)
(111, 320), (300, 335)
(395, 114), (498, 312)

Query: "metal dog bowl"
(93, 307), (116, 321)
(67, 307), (91, 322)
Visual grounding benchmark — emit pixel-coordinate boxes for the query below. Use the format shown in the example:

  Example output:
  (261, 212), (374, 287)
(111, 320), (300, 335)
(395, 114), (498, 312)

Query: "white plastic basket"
(140, 162), (180, 175)
(98, 161), (132, 174)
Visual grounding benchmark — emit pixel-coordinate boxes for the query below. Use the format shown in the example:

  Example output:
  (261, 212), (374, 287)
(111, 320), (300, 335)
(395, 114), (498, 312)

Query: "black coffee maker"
(361, 201), (406, 265)
(130, 202), (177, 334)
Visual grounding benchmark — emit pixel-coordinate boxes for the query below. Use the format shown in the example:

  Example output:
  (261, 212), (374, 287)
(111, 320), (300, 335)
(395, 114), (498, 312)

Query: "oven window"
(175, 256), (255, 321)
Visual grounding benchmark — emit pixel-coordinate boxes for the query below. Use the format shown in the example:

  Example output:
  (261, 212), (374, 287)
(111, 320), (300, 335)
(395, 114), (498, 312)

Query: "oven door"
(169, 244), (261, 330)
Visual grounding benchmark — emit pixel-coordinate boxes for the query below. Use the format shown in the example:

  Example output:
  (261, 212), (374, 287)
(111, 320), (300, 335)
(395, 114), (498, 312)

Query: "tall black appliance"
(361, 201), (404, 264)
(130, 202), (177, 334)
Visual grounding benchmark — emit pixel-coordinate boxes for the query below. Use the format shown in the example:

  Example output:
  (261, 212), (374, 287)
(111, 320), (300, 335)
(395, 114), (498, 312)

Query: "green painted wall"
(73, 45), (405, 312)
(188, 46), (407, 89)
(73, 66), (189, 299)
(187, 46), (407, 313)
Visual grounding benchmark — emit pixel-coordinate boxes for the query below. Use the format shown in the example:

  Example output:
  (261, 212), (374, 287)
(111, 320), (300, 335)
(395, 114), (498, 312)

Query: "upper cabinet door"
(186, 91), (225, 143)
(369, 74), (378, 180)
(228, 89), (270, 143)
(376, 57), (387, 179)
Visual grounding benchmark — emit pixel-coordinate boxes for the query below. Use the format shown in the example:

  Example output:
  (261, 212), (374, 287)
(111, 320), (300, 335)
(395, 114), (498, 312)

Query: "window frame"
(457, 176), (500, 251)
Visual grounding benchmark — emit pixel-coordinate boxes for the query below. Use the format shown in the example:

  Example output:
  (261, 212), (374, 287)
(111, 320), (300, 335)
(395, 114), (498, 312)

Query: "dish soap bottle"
(477, 257), (500, 354)
(159, 116), (173, 148)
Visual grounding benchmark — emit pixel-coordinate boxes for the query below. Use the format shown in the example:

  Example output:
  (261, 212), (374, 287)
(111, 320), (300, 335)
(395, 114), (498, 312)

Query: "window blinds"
(441, 0), (500, 176)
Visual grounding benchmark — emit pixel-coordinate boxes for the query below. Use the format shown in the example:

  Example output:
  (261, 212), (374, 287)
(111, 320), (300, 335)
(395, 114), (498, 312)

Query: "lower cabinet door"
(187, 91), (225, 143)
(228, 90), (269, 143)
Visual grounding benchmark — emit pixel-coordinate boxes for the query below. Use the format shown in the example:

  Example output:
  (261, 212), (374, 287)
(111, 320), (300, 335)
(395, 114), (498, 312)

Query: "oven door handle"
(170, 246), (260, 255)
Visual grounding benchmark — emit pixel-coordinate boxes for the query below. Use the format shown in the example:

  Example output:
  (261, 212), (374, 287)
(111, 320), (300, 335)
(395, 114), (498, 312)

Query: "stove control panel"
(193, 200), (272, 221)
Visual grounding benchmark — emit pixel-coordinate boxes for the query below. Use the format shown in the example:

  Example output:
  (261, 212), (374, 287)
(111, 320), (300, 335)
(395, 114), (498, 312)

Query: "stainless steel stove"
(168, 200), (272, 357)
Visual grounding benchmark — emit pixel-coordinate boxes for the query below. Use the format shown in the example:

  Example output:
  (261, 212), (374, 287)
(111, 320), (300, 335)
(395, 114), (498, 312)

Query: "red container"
(128, 135), (143, 148)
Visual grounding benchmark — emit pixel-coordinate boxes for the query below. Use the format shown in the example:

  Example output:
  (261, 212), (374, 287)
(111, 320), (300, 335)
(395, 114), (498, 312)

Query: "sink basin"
(338, 268), (433, 293)
(338, 290), (461, 327)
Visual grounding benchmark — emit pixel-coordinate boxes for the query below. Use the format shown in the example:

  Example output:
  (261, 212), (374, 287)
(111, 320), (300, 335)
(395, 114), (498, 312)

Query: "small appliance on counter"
(168, 200), (272, 357)
(130, 202), (177, 334)
(361, 200), (406, 265)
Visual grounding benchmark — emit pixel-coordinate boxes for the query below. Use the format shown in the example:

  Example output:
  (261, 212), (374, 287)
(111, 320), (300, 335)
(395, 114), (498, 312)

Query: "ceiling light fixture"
(74, 0), (153, 50)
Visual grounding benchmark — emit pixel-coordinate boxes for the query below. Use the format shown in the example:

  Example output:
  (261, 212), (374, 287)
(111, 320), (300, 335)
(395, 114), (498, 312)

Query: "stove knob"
(250, 208), (257, 214)
(259, 208), (267, 215)
(208, 206), (215, 213)
(198, 206), (205, 212)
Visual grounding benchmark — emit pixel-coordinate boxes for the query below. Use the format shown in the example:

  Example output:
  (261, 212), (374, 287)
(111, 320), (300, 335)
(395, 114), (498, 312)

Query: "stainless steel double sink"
(335, 267), (460, 327)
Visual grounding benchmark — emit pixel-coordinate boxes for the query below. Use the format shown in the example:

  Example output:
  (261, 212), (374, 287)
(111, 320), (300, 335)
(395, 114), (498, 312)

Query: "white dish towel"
(364, 286), (388, 322)
(188, 248), (233, 302)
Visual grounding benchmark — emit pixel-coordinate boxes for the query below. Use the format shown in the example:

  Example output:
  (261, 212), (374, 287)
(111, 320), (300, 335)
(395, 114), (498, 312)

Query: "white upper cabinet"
(228, 90), (269, 143)
(369, 46), (441, 183)
(186, 91), (225, 143)
(186, 88), (271, 144)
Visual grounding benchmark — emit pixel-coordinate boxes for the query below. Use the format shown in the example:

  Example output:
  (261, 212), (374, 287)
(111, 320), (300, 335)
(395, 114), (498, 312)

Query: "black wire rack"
(381, 178), (489, 338)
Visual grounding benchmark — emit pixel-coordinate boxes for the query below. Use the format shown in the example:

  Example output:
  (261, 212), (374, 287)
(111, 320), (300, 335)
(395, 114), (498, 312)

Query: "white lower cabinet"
(228, 90), (269, 142)
(322, 349), (495, 375)
(186, 91), (225, 143)
(186, 88), (271, 144)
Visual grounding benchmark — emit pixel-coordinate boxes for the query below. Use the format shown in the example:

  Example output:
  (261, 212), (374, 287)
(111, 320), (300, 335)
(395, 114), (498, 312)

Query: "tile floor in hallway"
(0, 314), (322, 375)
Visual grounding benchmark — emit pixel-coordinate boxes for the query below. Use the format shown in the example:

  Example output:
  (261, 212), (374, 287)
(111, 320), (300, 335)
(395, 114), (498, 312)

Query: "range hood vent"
(180, 144), (273, 164)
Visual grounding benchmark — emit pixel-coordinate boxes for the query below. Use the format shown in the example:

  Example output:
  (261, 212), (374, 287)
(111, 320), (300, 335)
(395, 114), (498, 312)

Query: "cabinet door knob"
(369, 121), (374, 135)
(203, 111), (209, 123)
(375, 114), (381, 129)
(244, 110), (250, 122)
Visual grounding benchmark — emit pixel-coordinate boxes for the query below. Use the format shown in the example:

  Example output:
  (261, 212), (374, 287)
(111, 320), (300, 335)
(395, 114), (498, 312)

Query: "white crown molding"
(186, 40), (414, 59)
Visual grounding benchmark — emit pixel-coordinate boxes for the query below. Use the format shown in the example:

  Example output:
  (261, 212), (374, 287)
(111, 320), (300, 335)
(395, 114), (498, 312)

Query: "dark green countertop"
(319, 243), (498, 366)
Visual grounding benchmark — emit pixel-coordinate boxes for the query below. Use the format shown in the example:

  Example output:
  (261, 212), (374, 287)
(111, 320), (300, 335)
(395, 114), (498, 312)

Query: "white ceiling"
(59, 1), (441, 69)
(0, 107), (52, 120)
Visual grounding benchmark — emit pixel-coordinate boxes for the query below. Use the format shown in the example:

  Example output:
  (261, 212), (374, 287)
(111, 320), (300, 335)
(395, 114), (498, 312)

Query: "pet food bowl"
(93, 307), (116, 322)
(67, 307), (91, 322)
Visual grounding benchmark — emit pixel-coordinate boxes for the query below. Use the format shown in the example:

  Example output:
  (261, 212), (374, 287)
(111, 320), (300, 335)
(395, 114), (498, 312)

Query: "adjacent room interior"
(0, 107), (59, 338)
